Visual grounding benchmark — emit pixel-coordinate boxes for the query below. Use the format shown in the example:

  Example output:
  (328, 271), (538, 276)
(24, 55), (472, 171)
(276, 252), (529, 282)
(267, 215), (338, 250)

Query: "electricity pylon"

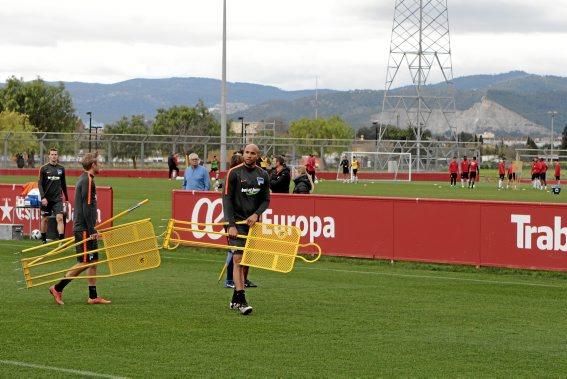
(379, 0), (457, 170)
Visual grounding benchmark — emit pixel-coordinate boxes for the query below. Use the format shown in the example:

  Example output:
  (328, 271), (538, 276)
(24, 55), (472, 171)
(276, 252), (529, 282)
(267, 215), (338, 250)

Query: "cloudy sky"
(0, 0), (566, 90)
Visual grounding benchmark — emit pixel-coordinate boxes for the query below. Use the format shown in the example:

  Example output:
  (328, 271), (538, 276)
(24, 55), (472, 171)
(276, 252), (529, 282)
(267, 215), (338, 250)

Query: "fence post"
(3, 132), (12, 168)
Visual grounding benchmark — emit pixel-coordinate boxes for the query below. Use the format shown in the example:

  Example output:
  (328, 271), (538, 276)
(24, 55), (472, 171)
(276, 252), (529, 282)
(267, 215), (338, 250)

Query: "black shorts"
(227, 224), (250, 253)
(531, 173), (537, 180)
(75, 230), (99, 263)
(508, 173), (516, 180)
(469, 172), (477, 179)
(342, 167), (349, 174)
(461, 172), (469, 180)
(499, 174), (505, 180)
(450, 173), (457, 179)
(211, 167), (218, 172)
(556, 175), (560, 180)
(540, 173), (546, 180)
(41, 199), (64, 217)
(352, 169), (358, 176)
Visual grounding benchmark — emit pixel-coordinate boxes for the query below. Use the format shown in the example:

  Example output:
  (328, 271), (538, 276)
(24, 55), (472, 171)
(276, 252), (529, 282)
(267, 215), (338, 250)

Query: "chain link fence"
(2, 131), (483, 171)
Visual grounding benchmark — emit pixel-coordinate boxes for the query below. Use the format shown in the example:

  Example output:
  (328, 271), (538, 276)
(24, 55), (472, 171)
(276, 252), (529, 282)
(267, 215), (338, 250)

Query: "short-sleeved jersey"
(351, 160), (359, 170)
(222, 163), (270, 226)
(469, 161), (479, 173)
(38, 163), (68, 202)
(449, 161), (458, 174)
(497, 162), (506, 175)
(340, 159), (349, 169)
(460, 160), (469, 173)
(555, 162), (561, 176)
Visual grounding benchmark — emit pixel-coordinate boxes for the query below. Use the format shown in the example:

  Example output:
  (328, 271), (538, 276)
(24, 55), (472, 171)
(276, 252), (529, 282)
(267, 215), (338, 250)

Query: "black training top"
(223, 163), (270, 226)
(38, 163), (68, 202)
(269, 165), (291, 193)
(73, 172), (97, 234)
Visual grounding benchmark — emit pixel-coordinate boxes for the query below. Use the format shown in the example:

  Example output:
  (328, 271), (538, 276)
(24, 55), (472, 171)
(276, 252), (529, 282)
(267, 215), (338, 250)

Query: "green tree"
(289, 116), (354, 154)
(561, 125), (567, 149)
(152, 101), (220, 136)
(526, 136), (538, 149)
(0, 111), (38, 159)
(105, 115), (150, 169)
(0, 76), (77, 133)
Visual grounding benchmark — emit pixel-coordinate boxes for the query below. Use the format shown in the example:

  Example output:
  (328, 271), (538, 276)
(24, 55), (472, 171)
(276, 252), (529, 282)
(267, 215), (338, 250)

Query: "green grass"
(1, 175), (567, 377)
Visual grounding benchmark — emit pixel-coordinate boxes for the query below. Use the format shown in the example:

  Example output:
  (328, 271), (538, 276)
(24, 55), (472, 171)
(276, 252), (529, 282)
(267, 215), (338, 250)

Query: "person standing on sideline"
(269, 156), (291, 193)
(293, 166), (314, 194)
(38, 147), (69, 244)
(183, 153), (210, 191)
(540, 158), (548, 190)
(223, 144), (270, 315)
(449, 157), (458, 187)
(305, 154), (317, 183)
(460, 156), (469, 188)
(167, 152), (180, 179)
(507, 160), (517, 189)
(48, 153), (111, 305)
(468, 156), (479, 189)
(210, 155), (219, 180)
(351, 156), (360, 183)
(554, 159), (561, 185)
(497, 157), (506, 189)
(339, 156), (350, 182)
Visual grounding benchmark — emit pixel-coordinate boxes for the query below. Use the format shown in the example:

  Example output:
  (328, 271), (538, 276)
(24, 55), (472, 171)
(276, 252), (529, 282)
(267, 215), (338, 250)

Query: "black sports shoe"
(245, 280), (257, 288)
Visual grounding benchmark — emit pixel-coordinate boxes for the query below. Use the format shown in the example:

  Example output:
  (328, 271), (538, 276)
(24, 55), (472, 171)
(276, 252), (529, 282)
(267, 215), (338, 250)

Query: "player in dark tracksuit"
(223, 144), (270, 315)
(38, 148), (69, 243)
(49, 153), (111, 306)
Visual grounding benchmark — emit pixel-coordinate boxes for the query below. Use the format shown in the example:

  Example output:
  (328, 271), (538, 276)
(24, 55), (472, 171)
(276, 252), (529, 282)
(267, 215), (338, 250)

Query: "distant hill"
(61, 77), (335, 124)
(3, 72), (565, 136)
(239, 71), (567, 136)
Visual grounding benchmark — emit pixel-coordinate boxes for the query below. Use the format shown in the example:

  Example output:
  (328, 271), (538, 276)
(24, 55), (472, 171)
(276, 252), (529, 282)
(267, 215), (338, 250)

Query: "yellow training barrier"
(20, 218), (160, 288)
(163, 219), (321, 273)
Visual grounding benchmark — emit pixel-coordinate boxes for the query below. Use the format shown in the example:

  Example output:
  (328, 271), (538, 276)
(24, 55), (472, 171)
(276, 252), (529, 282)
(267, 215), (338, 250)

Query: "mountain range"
(55, 71), (567, 136)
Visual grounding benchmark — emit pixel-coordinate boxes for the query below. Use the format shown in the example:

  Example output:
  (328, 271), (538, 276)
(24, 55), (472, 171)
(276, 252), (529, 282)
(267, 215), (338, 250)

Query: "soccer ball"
(30, 229), (41, 240)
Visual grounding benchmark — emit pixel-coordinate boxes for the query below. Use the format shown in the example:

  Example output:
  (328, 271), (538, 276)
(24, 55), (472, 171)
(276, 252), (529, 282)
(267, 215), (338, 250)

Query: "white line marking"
(162, 256), (566, 289)
(0, 360), (128, 378)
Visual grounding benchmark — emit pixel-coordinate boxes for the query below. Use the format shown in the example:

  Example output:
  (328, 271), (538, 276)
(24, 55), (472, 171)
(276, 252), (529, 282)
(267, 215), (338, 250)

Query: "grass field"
(1, 174), (567, 377)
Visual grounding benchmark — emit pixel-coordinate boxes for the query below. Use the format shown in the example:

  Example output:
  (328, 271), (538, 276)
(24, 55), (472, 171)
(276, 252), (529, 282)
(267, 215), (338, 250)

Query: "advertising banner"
(172, 191), (567, 272)
(0, 184), (113, 236)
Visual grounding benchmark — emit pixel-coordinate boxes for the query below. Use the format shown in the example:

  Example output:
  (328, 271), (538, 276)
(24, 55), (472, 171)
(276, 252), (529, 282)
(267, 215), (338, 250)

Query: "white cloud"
(0, 0), (565, 90)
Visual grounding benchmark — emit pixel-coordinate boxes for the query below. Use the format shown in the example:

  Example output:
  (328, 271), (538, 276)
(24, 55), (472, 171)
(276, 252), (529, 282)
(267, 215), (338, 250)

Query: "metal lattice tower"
(379, 0), (457, 170)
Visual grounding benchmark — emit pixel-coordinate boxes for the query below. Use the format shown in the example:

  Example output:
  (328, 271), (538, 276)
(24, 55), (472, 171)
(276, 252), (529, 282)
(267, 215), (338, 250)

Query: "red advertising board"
(0, 184), (113, 236)
(172, 190), (567, 272)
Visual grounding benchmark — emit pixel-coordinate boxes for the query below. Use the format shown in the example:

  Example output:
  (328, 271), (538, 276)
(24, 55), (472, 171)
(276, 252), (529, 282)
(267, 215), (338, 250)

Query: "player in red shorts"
(468, 156), (479, 189)
(460, 156), (469, 188)
(448, 157), (458, 187)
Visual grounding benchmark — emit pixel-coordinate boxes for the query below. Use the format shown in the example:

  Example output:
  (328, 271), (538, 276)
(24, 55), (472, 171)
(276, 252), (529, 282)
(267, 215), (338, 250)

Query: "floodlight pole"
(86, 111), (92, 152)
(219, 0), (227, 171)
(238, 116), (244, 146)
(549, 111), (558, 158)
(372, 121), (379, 148)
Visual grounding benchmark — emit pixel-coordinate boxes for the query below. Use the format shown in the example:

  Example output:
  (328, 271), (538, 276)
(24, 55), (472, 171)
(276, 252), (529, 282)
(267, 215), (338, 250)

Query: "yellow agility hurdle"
(163, 219), (321, 273)
(20, 218), (160, 288)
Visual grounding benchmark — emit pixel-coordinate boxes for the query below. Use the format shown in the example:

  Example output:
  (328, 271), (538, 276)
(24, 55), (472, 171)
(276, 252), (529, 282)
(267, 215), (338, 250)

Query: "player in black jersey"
(38, 148), (69, 243)
(49, 153), (111, 305)
(223, 144), (270, 315)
